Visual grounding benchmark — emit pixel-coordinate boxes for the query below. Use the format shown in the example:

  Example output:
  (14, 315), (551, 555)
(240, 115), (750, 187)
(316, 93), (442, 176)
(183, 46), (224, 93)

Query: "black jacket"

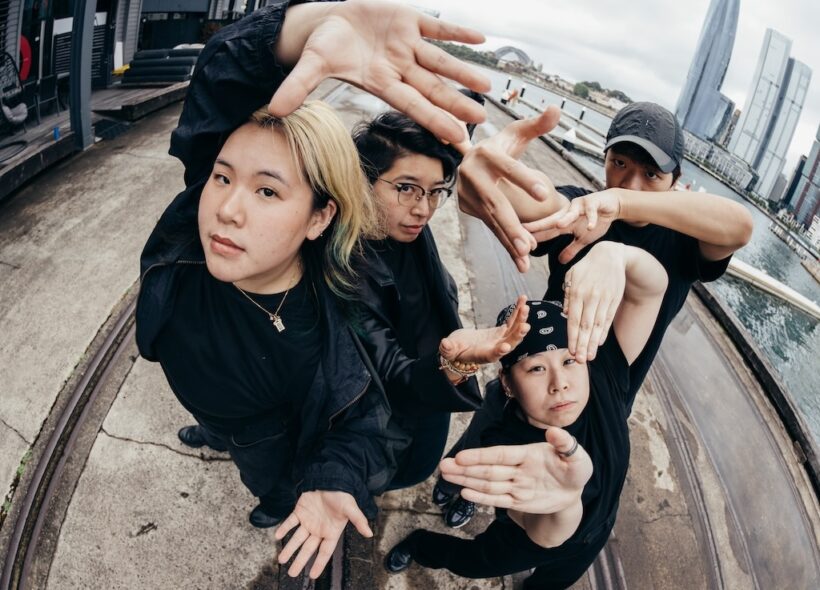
(354, 228), (482, 416)
(135, 1), (399, 517)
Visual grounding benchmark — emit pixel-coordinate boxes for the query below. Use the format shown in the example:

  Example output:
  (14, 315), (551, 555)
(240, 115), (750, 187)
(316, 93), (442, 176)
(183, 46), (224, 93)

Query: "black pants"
(405, 516), (609, 589)
(387, 411), (451, 491)
(197, 419), (297, 518)
(436, 382), (507, 495)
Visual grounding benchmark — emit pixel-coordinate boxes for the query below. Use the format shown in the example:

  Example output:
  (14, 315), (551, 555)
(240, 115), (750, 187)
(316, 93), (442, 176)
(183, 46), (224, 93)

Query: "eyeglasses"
(377, 178), (453, 210)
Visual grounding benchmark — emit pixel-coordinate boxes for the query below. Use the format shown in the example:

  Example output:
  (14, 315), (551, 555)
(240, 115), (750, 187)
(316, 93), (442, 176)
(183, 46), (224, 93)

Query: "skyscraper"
(753, 59), (812, 199)
(675, 0), (739, 140)
(729, 29), (792, 164)
(792, 125), (820, 228)
(729, 29), (812, 199)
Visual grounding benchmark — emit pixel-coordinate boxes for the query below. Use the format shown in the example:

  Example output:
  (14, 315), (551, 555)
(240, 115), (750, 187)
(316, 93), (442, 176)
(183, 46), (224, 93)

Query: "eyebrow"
(215, 158), (290, 187)
(392, 174), (447, 185)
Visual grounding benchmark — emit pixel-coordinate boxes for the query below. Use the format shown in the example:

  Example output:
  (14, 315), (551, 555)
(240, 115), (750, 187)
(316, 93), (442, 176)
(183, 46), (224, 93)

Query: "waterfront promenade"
(0, 83), (817, 589)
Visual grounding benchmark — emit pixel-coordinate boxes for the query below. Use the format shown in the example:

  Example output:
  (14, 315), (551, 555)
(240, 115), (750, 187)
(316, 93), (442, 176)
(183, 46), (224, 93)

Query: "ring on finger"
(558, 436), (579, 458)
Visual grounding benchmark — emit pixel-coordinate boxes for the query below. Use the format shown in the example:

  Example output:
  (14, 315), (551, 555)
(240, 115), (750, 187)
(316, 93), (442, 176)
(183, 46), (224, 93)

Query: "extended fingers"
(309, 539), (339, 580)
(287, 535), (320, 578)
(573, 295), (600, 363)
(459, 488), (515, 509)
(452, 444), (528, 467)
(278, 525), (310, 564)
(274, 513), (301, 541)
(418, 14), (486, 46)
(414, 42), (491, 105)
(268, 51), (327, 117)
(445, 463), (520, 481)
(379, 81), (470, 145)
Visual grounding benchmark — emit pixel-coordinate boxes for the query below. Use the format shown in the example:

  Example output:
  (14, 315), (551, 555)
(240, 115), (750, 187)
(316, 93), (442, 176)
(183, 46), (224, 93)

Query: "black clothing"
(136, 2), (397, 518)
(355, 233), (480, 489)
(155, 266), (320, 434)
(355, 230), (482, 417)
(534, 185), (731, 400)
(406, 335), (631, 589)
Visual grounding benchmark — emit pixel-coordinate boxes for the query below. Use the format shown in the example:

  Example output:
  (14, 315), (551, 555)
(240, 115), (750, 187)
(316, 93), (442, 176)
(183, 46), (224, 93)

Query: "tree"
(582, 80), (602, 92)
(573, 83), (590, 99)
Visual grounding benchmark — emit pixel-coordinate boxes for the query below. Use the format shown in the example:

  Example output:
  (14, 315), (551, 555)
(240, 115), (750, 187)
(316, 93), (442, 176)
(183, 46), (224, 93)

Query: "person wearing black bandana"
(384, 241), (668, 589)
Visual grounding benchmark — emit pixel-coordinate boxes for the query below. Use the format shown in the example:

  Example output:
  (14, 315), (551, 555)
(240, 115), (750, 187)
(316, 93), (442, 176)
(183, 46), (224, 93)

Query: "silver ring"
(558, 436), (579, 458)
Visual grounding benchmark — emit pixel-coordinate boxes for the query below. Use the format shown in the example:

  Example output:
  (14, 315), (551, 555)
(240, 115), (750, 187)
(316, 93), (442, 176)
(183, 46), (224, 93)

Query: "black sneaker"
(431, 480), (456, 508)
(177, 425), (228, 452)
(384, 538), (414, 573)
(249, 504), (284, 529)
(444, 497), (475, 529)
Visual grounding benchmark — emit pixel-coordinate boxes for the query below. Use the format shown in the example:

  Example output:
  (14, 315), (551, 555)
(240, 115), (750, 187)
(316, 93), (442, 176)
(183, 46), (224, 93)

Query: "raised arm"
(526, 187), (754, 264)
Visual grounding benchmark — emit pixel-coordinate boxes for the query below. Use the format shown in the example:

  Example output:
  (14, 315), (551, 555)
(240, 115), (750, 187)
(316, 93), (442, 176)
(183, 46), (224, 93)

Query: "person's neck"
(234, 256), (303, 295)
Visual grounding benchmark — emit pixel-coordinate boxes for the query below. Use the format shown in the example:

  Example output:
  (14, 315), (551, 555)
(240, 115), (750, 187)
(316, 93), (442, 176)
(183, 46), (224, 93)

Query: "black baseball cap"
(604, 102), (684, 173)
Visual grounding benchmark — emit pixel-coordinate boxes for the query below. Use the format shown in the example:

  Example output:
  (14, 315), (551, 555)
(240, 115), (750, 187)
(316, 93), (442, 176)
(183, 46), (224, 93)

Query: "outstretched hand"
(275, 490), (372, 579)
(457, 107), (563, 272)
(440, 295), (530, 364)
(439, 426), (592, 515)
(271, 0), (490, 144)
(524, 188), (623, 263)
(561, 241), (627, 362)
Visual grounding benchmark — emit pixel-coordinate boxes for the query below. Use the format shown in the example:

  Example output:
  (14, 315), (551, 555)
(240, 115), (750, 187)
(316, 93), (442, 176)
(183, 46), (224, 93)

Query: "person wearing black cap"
(430, 101), (753, 528)
(384, 240), (668, 589)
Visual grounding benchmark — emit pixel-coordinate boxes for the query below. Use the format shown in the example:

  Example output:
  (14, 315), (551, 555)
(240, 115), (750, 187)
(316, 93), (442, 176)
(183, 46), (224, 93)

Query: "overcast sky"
(406, 0), (820, 174)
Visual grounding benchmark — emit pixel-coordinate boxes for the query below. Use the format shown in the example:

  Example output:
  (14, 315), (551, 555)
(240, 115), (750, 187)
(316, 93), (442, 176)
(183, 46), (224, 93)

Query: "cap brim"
(604, 135), (677, 173)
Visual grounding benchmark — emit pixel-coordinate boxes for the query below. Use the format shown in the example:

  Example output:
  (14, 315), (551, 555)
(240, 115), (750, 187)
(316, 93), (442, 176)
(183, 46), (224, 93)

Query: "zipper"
(139, 258), (204, 282)
(328, 376), (371, 429)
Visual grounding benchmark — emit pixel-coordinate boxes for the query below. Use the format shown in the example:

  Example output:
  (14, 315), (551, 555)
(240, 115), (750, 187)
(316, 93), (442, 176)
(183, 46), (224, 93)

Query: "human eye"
(431, 187), (450, 199)
(645, 169), (659, 180)
(397, 183), (420, 196)
(257, 187), (278, 199)
(527, 365), (545, 373)
(613, 159), (626, 168)
(213, 173), (230, 185)
(563, 358), (576, 366)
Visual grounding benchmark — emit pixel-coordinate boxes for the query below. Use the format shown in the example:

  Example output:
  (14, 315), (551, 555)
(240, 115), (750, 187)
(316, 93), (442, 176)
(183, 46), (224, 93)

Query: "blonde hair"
(250, 102), (381, 298)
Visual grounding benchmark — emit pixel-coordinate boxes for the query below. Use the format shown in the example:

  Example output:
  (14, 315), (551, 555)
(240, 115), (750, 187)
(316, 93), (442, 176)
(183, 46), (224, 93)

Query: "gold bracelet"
(439, 355), (479, 377)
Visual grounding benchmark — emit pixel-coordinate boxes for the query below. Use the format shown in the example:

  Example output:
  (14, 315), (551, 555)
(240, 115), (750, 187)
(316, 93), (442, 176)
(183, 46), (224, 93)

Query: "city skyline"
(409, 0), (819, 173)
(675, 0), (739, 141)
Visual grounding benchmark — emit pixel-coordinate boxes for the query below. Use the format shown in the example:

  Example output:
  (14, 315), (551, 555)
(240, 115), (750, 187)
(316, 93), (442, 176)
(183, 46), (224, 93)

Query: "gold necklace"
(234, 265), (300, 333)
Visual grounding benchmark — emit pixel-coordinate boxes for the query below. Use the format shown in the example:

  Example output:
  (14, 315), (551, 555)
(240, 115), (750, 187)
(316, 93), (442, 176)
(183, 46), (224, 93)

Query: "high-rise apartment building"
(675, 0), (739, 140)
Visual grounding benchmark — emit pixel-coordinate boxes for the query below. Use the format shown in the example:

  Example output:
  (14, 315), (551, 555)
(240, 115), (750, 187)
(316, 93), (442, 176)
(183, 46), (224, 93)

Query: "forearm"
(617, 189), (753, 253)
(509, 499), (584, 549)
(500, 177), (569, 223)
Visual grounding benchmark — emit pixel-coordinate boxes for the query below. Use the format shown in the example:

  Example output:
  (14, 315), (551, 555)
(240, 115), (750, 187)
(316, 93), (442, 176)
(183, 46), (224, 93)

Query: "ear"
(306, 199), (338, 241)
(499, 371), (514, 399)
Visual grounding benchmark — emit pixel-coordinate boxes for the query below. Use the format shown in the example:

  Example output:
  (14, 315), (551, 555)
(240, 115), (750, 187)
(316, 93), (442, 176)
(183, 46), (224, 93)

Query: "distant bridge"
(493, 46), (532, 66)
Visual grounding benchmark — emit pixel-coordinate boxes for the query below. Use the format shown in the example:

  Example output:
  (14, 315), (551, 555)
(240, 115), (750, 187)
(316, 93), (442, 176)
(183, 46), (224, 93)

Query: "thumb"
(268, 52), (326, 117)
(546, 426), (575, 455)
(439, 338), (454, 357)
(345, 502), (373, 538)
(558, 239), (586, 264)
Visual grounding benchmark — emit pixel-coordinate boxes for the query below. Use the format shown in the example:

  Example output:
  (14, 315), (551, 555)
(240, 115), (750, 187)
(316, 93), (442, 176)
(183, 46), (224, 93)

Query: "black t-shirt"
(482, 333), (631, 548)
(155, 264), (321, 434)
(534, 185), (731, 400)
(376, 238), (444, 359)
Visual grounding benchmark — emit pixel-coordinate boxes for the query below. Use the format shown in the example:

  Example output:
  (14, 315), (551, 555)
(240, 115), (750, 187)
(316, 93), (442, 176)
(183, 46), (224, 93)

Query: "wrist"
(439, 355), (478, 385)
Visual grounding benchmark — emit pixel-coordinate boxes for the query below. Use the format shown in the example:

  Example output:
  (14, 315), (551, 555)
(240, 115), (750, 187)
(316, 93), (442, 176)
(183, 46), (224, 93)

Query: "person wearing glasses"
(351, 111), (529, 500)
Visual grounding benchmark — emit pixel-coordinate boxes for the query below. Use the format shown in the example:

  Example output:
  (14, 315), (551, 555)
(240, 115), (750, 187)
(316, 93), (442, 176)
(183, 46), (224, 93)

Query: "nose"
(549, 375), (569, 395)
(617, 171), (644, 191)
(216, 185), (245, 226)
(410, 195), (431, 218)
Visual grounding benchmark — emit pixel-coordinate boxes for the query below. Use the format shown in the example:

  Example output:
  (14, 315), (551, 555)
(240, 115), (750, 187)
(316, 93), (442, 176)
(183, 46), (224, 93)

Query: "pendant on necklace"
(270, 314), (286, 333)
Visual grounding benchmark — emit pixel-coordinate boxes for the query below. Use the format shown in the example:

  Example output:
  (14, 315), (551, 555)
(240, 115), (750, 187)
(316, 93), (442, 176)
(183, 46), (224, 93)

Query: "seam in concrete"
(0, 259), (21, 269)
(381, 507), (443, 517)
(642, 511), (690, 525)
(119, 151), (173, 162)
(0, 416), (31, 445)
(99, 428), (231, 462)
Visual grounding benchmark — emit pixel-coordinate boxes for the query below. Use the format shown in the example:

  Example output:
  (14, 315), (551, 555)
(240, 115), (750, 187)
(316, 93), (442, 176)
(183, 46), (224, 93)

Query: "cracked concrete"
(99, 428), (232, 463)
(0, 103), (185, 505)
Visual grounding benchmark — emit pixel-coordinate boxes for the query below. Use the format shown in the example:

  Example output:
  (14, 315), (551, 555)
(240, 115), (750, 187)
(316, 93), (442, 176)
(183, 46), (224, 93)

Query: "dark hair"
(352, 111), (461, 185)
(607, 142), (681, 185)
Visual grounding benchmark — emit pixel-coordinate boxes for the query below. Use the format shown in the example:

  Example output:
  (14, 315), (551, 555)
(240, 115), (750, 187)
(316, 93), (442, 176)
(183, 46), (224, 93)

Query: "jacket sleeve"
(168, 0), (294, 185)
(298, 363), (408, 519)
(354, 295), (482, 415)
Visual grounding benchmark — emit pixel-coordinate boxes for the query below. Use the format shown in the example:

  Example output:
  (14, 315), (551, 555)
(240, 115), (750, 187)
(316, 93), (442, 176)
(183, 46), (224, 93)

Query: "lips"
(550, 401), (576, 412)
(401, 224), (425, 235)
(210, 234), (244, 256)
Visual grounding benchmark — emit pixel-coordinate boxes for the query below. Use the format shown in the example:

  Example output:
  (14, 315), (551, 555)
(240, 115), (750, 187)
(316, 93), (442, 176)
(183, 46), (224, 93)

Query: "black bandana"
(498, 300), (569, 370)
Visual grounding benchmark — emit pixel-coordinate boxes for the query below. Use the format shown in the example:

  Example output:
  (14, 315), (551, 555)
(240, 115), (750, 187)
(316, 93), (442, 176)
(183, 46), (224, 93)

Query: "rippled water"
(477, 67), (820, 444)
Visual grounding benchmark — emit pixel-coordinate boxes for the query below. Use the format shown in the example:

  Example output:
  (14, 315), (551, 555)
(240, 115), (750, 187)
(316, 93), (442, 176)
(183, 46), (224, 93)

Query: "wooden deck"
(0, 82), (188, 204)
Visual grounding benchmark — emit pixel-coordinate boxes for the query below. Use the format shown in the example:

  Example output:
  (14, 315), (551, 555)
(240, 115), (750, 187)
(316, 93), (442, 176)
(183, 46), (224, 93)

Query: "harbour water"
(477, 66), (820, 444)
